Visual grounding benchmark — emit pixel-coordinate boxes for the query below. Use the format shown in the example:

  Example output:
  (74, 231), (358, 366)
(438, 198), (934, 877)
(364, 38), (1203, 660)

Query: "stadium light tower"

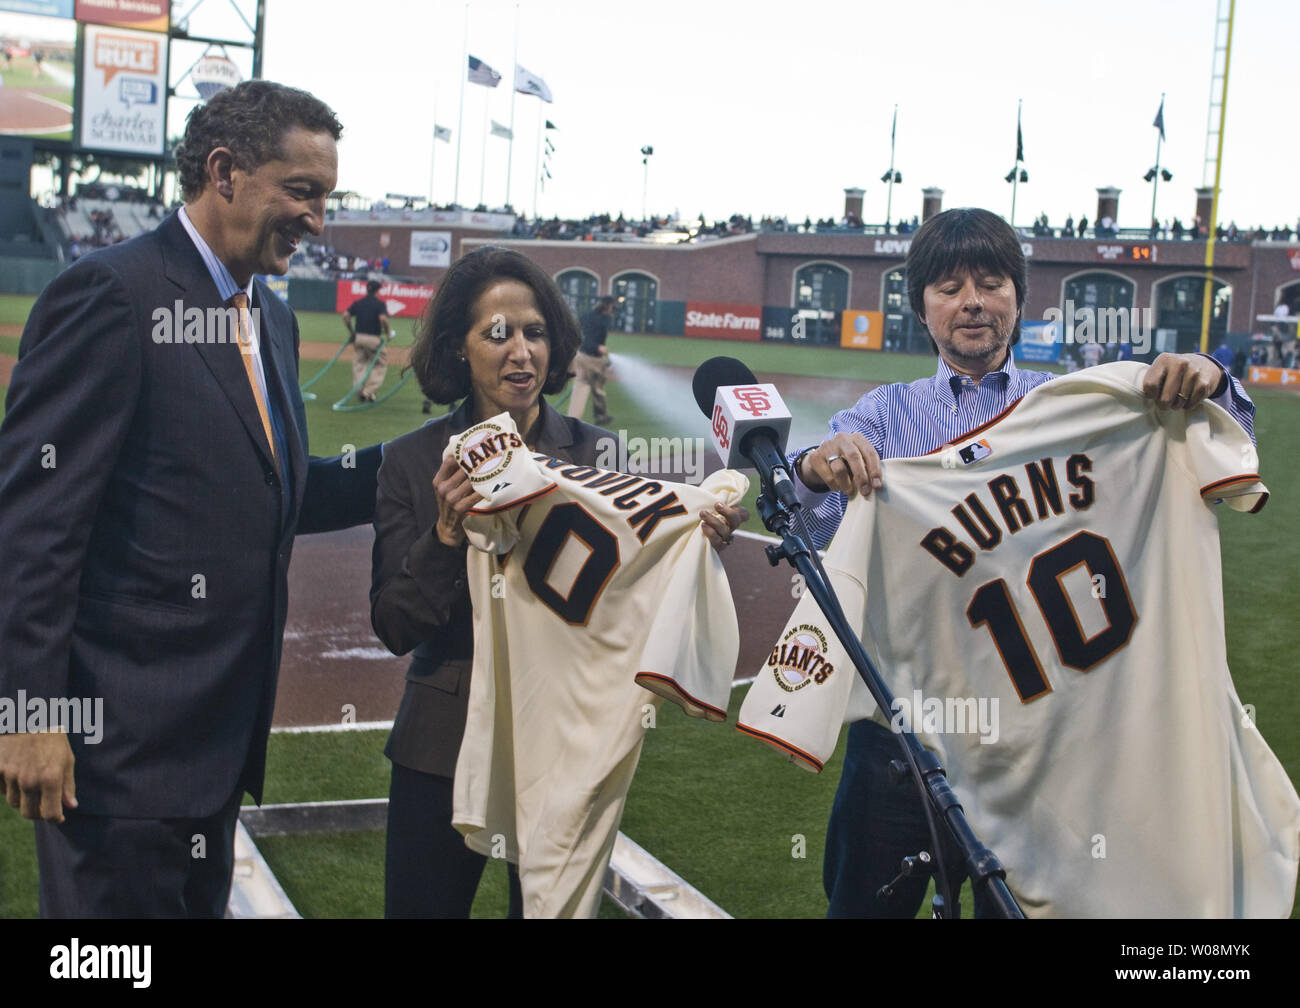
(640, 145), (654, 223)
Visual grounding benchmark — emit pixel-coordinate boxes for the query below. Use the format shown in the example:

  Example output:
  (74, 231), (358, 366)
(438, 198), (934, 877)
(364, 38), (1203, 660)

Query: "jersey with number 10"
(739, 363), (1300, 917)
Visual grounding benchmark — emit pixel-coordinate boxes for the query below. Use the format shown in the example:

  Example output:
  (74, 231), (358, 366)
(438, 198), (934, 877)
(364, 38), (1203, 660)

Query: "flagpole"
(533, 103), (543, 220)
(429, 83), (439, 205)
(1150, 92), (1165, 228)
(1010, 98), (1022, 228)
(505, 1), (519, 211)
(885, 104), (897, 229)
(480, 86), (490, 208)
(453, 2), (468, 206)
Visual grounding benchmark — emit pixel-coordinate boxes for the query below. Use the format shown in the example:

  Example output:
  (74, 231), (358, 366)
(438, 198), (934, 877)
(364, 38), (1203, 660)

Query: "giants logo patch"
(768, 624), (835, 692)
(455, 421), (525, 487)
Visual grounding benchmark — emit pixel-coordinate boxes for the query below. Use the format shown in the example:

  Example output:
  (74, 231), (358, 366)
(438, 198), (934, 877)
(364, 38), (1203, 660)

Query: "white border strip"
(272, 720), (394, 734)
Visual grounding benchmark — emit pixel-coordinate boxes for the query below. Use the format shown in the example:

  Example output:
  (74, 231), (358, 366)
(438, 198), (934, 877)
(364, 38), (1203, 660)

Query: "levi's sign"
(685, 301), (761, 341)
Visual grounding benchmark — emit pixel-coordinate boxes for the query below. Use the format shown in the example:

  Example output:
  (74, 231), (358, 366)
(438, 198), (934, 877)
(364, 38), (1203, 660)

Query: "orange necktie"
(230, 292), (279, 472)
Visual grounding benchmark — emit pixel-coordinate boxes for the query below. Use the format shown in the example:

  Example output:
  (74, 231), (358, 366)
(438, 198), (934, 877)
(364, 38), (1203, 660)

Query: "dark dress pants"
(385, 761), (522, 918)
(34, 787), (243, 918)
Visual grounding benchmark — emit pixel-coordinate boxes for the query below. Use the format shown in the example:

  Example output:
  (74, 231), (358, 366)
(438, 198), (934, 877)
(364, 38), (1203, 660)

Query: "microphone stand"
(754, 486), (1024, 920)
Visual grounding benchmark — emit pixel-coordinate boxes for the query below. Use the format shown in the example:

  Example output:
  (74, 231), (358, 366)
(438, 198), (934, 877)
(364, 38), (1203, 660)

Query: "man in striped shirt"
(786, 207), (1255, 918)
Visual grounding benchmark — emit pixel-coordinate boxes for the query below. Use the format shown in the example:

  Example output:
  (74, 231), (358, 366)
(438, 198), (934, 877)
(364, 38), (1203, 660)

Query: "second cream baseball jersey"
(739, 363), (1300, 917)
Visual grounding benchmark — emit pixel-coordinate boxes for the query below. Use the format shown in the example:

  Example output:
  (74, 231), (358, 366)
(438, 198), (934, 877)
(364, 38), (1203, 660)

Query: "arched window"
(1062, 272), (1135, 317)
(1275, 279), (1300, 317)
(1153, 275), (1230, 354)
(1060, 271), (1137, 359)
(881, 267), (924, 353)
(556, 269), (599, 317)
(612, 272), (658, 333)
(794, 262), (848, 345)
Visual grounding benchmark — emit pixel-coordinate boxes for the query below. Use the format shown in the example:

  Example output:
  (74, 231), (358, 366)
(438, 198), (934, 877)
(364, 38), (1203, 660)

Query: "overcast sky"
(151, 0), (1300, 230)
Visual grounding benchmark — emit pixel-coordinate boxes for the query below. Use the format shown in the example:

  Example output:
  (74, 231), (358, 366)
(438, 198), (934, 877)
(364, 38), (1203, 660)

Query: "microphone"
(692, 356), (799, 512)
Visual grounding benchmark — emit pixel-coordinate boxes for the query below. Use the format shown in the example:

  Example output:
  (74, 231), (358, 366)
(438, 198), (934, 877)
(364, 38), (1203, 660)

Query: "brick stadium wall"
(459, 233), (763, 304)
(1247, 245), (1300, 318)
(319, 218), (1293, 337)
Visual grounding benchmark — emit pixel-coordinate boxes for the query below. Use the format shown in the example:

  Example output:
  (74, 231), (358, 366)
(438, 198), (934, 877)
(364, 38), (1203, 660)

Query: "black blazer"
(371, 398), (610, 778)
(0, 212), (381, 817)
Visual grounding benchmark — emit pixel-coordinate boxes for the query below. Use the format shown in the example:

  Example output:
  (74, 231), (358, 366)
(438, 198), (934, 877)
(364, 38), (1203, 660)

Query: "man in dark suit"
(0, 80), (381, 917)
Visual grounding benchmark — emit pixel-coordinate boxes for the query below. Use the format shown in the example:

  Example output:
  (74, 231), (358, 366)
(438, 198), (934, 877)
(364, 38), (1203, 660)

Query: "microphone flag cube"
(708, 383), (792, 470)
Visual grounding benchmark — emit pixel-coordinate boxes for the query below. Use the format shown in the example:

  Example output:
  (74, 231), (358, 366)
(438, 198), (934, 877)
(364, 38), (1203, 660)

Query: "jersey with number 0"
(448, 415), (747, 918)
(739, 362), (1300, 918)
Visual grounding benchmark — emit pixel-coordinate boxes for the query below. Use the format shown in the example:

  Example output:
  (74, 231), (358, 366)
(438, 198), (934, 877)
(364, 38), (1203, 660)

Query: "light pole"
(640, 145), (653, 223)
(1146, 93), (1172, 235)
(881, 105), (901, 231)
(1006, 98), (1027, 227)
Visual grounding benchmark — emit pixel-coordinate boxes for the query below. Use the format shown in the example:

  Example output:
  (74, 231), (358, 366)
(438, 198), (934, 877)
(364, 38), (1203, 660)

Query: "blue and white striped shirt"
(790, 353), (1256, 549)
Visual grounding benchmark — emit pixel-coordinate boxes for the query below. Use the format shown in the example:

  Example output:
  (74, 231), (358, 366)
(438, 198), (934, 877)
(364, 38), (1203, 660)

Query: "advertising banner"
(335, 279), (436, 319)
(0, 2), (73, 16)
(409, 230), (451, 268)
(683, 301), (761, 341)
(1247, 365), (1300, 387)
(79, 22), (166, 155)
(1014, 320), (1062, 363)
(75, 0), (167, 32)
(839, 309), (884, 350)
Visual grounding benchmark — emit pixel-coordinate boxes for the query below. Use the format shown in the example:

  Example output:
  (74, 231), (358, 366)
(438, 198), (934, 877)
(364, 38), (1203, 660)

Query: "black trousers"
(385, 761), (522, 918)
(34, 788), (242, 918)
(824, 720), (997, 919)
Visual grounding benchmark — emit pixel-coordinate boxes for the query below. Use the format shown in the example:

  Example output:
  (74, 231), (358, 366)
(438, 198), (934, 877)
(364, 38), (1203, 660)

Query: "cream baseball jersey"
(448, 414), (748, 918)
(739, 363), (1300, 917)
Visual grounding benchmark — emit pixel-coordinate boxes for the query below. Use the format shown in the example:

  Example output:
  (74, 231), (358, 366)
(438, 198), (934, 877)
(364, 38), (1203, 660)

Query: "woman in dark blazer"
(371, 246), (746, 917)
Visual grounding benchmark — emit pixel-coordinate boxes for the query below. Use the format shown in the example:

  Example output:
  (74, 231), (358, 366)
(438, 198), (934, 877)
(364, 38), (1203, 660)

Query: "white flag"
(434, 124), (452, 142)
(468, 56), (501, 87)
(490, 120), (513, 140)
(514, 65), (554, 103)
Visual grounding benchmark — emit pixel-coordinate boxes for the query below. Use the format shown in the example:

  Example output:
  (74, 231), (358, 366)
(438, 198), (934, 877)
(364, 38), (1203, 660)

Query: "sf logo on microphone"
(712, 405), (731, 448)
(732, 386), (771, 417)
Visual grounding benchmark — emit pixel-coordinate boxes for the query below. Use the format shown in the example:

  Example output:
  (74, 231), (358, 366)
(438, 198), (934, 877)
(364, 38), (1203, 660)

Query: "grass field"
(0, 296), (1296, 918)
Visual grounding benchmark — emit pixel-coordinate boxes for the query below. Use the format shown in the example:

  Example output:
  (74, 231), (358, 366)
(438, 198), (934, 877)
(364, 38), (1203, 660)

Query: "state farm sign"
(684, 301), (761, 341)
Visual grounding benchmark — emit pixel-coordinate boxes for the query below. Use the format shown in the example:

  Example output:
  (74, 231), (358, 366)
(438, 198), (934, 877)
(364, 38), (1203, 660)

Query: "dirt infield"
(300, 340), (411, 367)
(275, 525), (797, 727)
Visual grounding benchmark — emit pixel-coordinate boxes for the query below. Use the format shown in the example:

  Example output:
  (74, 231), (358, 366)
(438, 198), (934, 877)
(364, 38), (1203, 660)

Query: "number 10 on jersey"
(965, 530), (1138, 702)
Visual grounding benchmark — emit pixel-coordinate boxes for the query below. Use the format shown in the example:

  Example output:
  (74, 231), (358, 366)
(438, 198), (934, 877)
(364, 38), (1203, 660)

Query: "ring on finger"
(825, 454), (841, 465)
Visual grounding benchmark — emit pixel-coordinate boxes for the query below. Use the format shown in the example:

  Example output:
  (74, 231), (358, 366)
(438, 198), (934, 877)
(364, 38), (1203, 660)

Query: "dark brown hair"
(176, 80), (342, 202)
(906, 207), (1028, 350)
(409, 246), (580, 404)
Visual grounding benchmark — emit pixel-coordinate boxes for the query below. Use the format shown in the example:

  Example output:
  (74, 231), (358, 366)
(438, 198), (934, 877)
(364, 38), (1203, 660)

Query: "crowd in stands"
(54, 190), (169, 258)
(510, 212), (700, 241)
(293, 240), (390, 279)
(36, 185), (1300, 265)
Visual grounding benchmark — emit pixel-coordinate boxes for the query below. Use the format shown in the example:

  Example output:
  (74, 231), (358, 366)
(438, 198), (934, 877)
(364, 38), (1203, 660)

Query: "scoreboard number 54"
(965, 530), (1138, 702)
